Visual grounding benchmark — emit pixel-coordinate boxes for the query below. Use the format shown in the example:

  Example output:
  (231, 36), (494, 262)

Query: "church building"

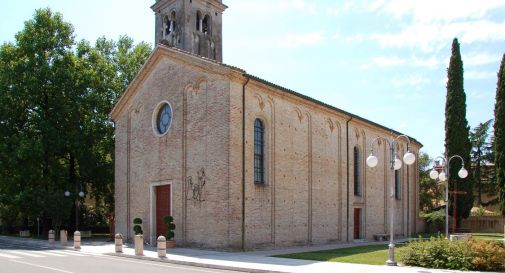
(111, 0), (423, 250)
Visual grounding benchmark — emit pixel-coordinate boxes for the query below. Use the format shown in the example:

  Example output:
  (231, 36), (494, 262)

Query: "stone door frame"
(149, 180), (173, 244)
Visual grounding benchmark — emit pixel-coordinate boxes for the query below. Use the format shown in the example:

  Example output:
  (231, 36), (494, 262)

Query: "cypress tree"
(495, 53), (505, 215)
(445, 38), (473, 227)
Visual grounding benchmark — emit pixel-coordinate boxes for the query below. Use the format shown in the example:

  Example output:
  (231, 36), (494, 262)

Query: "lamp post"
(429, 155), (468, 238)
(366, 134), (416, 266)
(64, 188), (85, 231)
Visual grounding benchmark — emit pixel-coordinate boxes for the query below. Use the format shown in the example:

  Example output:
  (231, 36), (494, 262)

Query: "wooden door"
(156, 185), (171, 237)
(353, 208), (361, 239)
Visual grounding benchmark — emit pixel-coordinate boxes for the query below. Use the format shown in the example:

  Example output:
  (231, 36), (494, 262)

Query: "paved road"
(0, 242), (243, 273)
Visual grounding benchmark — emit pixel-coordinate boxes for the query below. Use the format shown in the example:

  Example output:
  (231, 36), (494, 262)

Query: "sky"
(1, 0), (504, 157)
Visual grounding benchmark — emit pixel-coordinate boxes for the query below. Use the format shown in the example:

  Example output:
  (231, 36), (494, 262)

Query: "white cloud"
(391, 74), (431, 89)
(371, 20), (505, 53)
(376, 0), (505, 23)
(277, 31), (326, 48)
(368, 1), (505, 52)
(466, 70), (496, 80)
(411, 56), (440, 69)
(372, 56), (405, 67)
(361, 55), (440, 69)
(281, 0), (317, 15)
(231, 0), (317, 15)
(345, 33), (364, 43)
(326, 1), (355, 16)
(463, 52), (502, 67)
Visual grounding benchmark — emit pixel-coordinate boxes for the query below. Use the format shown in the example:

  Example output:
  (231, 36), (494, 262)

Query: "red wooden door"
(353, 208), (361, 239)
(156, 185), (171, 237)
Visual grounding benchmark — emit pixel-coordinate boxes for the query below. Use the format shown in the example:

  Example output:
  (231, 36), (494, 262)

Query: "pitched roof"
(111, 43), (422, 147)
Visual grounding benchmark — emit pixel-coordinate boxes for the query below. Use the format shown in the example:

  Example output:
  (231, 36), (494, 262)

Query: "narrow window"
(170, 11), (176, 32)
(164, 16), (171, 35)
(196, 11), (202, 31)
(395, 170), (401, 199)
(254, 119), (265, 184)
(353, 146), (361, 196)
(202, 15), (210, 34)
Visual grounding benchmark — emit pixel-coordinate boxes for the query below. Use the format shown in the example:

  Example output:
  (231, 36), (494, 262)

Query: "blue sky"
(1, 0), (504, 157)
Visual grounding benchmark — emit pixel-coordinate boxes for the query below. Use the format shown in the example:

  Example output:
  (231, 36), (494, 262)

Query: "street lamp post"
(366, 135), (416, 266)
(429, 155), (468, 238)
(64, 187), (85, 231)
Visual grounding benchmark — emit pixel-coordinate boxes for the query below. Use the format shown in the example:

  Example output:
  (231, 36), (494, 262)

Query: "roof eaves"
(244, 74), (423, 147)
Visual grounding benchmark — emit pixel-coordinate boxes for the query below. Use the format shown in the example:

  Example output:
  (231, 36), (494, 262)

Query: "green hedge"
(399, 237), (505, 271)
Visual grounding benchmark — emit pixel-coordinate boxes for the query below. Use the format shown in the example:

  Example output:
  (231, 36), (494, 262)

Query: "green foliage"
(400, 237), (472, 270)
(470, 120), (496, 206)
(495, 54), (505, 215)
(419, 152), (444, 211)
(133, 218), (143, 235)
(163, 215), (175, 240)
(423, 210), (445, 232)
(400, 237), (505, 271)
(0, 8), (151, 233)
(445, 38), (473, 224)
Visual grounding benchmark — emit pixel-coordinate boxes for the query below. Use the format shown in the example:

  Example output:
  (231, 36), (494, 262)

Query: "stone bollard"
(73, 231), (81, 250)
(48, 230), (55, 244)
(134, 235), (144, 256)
(157, 236), (166, 258)
(115, 233), (123, 253)
(60, 230), (68, 246)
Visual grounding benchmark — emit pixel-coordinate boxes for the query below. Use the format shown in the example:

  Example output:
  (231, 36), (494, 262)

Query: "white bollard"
(115, 233), (123, 253)
(134, 235), (144, 256)
(60, 230), (67, 246)
(73, 231), (81, 250)
(48, 230), (55, 244)
(157, 236), (166, 258)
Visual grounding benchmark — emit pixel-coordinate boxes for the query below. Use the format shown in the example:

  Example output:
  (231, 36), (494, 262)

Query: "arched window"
(254, 119), (265, 184)
(170, 11), (176, 33)
(202, 14), (211, 34)
(395, 170), (401, 199)
(353, 146), (361, 196)
(163, 16), (171, 36)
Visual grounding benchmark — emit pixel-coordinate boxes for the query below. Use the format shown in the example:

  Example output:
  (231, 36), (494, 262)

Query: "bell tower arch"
(151, 0), (227, 62)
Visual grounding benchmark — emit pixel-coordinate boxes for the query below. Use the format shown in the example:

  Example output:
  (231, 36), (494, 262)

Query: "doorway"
(353, 208), (361, 239)
(155, 184), (171, 237)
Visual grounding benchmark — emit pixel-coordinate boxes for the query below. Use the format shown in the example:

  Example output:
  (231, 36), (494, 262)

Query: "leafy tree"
(0, 8), (151, 234)
(495, 53), (505, 215)
(470, 119), (495, 205)
(0, 8), (77, 233)
(445, 38), (473, 226)
(419, 152), (444, 211)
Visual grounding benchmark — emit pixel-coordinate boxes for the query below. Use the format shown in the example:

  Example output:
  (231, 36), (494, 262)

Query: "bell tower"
(151, 0), (227, 62)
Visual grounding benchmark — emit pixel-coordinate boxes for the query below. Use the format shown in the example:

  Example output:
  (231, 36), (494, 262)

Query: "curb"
(107, 252), (290, 273)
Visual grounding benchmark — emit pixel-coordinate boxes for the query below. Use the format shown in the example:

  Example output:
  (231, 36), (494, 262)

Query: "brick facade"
(111, 45), (422, 250)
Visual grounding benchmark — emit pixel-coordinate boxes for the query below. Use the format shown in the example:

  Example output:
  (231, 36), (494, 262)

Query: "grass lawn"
(472, 233), (504, 240)
(274, 233), (504, 266)
(274, 244), (402, 265)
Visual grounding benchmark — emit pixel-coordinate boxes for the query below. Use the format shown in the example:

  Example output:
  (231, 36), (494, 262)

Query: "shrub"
(400, 237), (505, 271)
(133, 218), (143, 235)
(163, 215), (175, 240)
(469, 240), (505, 271)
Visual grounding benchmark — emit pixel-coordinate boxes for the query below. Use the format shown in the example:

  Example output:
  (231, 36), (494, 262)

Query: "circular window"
(153, 101), (173, 136)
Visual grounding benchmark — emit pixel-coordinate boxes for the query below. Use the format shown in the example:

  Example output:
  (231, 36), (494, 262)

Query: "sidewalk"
(0, 235), (487, 273)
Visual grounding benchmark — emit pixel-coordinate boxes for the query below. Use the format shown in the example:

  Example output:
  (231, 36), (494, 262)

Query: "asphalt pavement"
(0, 242), (243, 273)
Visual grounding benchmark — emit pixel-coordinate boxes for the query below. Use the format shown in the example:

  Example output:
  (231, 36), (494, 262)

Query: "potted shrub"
(163, 215), (176, 248)
(133, 218), (143, 255)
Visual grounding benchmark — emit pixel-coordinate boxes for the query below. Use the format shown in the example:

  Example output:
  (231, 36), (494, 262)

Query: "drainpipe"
(345, 116), (353, 242)
(241, 76), (250, 251)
